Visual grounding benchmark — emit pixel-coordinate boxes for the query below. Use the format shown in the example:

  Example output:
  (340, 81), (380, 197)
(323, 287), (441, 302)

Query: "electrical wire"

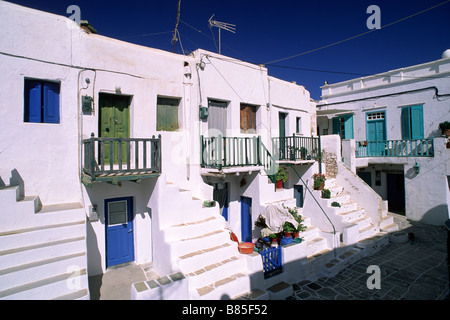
(263, 0), (450, 65)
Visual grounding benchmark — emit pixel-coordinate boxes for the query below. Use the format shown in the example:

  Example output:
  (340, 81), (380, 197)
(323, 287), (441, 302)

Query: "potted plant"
(282, 221), (296, 238)
(275, 167), (289, 189)
(313, 173), (326, 190)
(288, 146), (297, 160)
(331, 201), (341, 208)
(322, 188), (331, 199)
(282, 204), (306, 239)
(439, 121), (450, 136)
(269, 233), (278, 246)
(300, 147), (307, 159)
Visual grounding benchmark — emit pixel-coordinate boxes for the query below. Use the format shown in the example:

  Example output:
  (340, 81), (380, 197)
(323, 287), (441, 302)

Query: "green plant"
(283, 221), (296, 233)
(276, 166), (289, 182)
(269, 233), (277, 240)
(254, 216), (267, 228)
(282, 204), (306, 232)
(322, 189), (331, 199)
(313, 173), (326, 189)
(439, 121), (450, 131)
(300, 147), (307, 158)
(331, 201), (341, 208)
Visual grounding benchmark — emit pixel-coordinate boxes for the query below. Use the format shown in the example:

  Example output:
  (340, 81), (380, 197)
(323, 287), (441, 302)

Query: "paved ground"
(89, 213), (449, 300)
(287, 214), (450, 300)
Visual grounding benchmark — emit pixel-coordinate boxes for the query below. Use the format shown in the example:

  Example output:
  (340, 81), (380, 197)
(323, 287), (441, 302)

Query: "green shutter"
(332, 117), (339, 134)
(157, 98), (179, 131)
(401, 107), (411, 140)
(410, 105), (424, 139)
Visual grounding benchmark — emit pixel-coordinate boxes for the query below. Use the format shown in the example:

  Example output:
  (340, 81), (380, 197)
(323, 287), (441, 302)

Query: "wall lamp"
(413, 162), (421, 174)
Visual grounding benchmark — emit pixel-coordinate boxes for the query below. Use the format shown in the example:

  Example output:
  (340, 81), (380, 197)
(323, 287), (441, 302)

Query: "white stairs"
(0, 185), (89, 300)
(159, 181), (251, 300)
(323, 178), (398, 244)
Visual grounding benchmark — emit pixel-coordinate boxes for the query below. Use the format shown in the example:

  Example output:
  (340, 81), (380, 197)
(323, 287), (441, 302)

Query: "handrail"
(284, 164), (337, 242)
(272, 135), (320, 161)
(356, 139), (434, 158)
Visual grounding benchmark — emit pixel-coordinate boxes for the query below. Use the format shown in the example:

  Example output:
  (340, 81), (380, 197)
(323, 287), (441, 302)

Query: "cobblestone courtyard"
(287, 214), (450, 300)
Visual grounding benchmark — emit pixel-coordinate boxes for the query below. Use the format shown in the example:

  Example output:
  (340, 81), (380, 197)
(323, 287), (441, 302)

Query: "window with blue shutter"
(24, 79), (60, 124)
(401, 105), (423, 140)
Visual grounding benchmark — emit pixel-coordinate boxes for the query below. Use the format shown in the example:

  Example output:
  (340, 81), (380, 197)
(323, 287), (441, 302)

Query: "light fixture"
(413, 162), (420, 174)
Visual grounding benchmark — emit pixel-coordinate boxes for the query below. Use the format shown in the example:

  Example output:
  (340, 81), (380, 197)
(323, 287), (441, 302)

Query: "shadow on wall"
(421, 204), (450, 226)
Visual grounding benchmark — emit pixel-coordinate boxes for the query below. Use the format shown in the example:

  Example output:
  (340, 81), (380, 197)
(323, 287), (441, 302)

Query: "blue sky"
(5, 0), (450, 99)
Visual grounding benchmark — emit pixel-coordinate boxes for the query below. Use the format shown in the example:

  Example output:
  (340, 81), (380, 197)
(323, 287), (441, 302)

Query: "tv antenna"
(208, 14), (236, 54)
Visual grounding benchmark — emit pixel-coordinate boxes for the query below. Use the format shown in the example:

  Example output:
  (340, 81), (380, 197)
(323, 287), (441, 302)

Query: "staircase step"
(187, 255), (244, 289)
(267, 281), (293, 300)
(233, 288), (269, 300)
(164, 216), (225, 242)
(193, 272), (250, 300)
(176, 242), (238, 274)
(169, 229), (230, 258)
(338, 209), (366, 223)
(306, 237), (328, 256)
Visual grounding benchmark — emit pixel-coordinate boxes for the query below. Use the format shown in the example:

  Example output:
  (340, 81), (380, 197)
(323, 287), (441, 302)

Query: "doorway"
(240, 196), (252, 243)
(105, 197), (135, 267)
(386, 173), (405, 215)
(99, 93), (131, 164)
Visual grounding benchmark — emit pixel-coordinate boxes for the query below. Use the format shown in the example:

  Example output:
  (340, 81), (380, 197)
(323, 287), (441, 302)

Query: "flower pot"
(314, 181), (324, 190)
(276, 180), (283, 189)
(293, 231), (300, 239)
(443, 128), (450, 137)
(284, 232), (292, 238)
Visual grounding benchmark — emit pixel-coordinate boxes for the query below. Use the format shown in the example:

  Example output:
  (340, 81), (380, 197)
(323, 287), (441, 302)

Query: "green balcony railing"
(200, 135), (277, 181)
(272, 135), (321, 161)
(356, 139), (434, 158)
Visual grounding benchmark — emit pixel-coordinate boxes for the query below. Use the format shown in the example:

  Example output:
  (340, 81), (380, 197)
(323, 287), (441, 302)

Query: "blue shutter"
(410, 105), (423, 139)
(401, 107), (411, 140)
(24, 80), (42, 123)
(43, 82), (60, 124)
(344, 115), (354, 139)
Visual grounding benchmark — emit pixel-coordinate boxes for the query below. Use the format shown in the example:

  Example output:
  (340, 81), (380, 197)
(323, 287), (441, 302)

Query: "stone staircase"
(158, 181), (252, 300)
(0, 185), (89, 300)
(322, 178), (398, 244)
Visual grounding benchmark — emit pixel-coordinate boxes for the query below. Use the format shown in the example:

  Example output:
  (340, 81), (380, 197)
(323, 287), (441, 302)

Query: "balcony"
(272, 135), (321, 164)
(82, 133), (162, 186)
(356, 139), (434, 158)
(200, 135), (276, 179)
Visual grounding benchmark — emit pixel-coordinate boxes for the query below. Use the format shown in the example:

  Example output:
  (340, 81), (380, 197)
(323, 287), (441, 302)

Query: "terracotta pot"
(293, 231), (300, 239)
(284, 232), (292, 238)
(238, 242), (254, 254)
(314, 181), (325, 190)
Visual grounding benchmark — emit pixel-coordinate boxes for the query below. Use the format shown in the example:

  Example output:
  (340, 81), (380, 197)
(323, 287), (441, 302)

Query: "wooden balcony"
(272, 135), (321, 164)
(356, 139), (434, 158)
(82, 133), (161, 186)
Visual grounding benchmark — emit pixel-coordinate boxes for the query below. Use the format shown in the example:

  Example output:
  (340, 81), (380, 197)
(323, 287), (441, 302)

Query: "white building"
(0, 2), (398, 300)
(317, 52), (450, 226)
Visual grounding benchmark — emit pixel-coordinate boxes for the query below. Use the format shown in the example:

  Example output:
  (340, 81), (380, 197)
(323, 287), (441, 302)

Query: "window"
(332, 114), (354, 139)
(401, 105), (424, 139)
(296, 117), (302, 134)
(367, 112), (385, 120)
(240, 104), (257, 134)
(24, 79), (60, 123)
(156, 97), (179, 131)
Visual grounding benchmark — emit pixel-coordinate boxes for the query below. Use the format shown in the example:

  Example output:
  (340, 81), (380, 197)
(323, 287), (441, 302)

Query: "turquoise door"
(367, 113), (386, 156)
(241, 196), (252, 243)
(105, 197), (134, 267)
(279, 112), (287, 159)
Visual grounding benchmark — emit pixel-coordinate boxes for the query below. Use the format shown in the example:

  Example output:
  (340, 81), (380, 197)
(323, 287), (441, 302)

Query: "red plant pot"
(276, 180), (283, 189)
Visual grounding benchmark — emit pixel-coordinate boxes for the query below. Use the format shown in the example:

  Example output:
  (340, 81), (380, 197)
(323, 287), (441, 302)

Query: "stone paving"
(287, 214), (450, 300)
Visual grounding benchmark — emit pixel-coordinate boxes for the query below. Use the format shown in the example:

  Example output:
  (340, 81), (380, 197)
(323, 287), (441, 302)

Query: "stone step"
(267, 281), (293, 300)
(192, 272), (251, 300)
(186, 255), (244, 289)
(338, 209), (366, 223)
(306, 237), (328, 257)
(163, 215), (226, 242)
(176, 242), (238, 274)
(233, 288), (269, 300)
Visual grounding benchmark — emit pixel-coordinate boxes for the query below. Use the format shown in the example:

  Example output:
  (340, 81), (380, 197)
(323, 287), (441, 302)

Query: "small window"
(240, 104), (257, 134)
(296, 117), (302, 134)
(157, 97), (179, 131)
(24, 79), (60, 123)
(367, 112), (385, 120)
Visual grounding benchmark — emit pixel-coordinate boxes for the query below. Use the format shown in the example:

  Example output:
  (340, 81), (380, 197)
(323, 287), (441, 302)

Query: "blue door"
(241, 196), (252, 243)
(367, 112), (386, 156)
(105, 197), (134, 267)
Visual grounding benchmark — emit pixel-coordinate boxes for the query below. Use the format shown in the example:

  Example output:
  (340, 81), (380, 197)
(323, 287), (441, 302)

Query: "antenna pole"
(172, 0), (181, 53)
(218, 28), (221, 54)
(208, 15), (236, 55)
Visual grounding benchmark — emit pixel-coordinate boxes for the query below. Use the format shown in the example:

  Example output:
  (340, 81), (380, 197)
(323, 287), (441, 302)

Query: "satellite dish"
(208, 14), (236, 54)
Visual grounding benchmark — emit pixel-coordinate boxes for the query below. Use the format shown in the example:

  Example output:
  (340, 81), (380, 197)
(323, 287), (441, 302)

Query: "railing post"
(217, 134), (223, 171)
(318, 133), (322, 174)
(89, 132), (96, 177)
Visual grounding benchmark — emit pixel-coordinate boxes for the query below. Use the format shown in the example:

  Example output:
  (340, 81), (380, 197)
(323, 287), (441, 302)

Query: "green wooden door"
(99, 93), (130, 164)
(367, 114), (386, 156)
